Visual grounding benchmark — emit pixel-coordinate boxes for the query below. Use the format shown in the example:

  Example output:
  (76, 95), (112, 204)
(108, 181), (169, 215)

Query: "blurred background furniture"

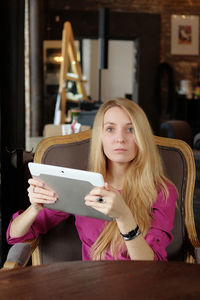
(175, 97), (200, 137)
(2, 130), (200, 268)
(43, 124), (90, 137)
(160, 120), (193, 148)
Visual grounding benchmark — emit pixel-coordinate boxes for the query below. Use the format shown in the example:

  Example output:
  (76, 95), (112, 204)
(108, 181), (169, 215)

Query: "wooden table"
(1, 261), (200, 299)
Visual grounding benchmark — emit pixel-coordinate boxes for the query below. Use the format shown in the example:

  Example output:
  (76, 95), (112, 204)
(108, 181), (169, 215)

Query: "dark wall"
(1, 0), (25, 266)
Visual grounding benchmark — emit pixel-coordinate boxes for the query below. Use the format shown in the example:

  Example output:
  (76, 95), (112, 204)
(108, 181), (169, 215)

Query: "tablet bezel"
(28, 162), (112, 221)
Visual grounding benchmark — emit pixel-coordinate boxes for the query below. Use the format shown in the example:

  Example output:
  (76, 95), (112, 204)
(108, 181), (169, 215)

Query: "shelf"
(55, 22), (88, 124)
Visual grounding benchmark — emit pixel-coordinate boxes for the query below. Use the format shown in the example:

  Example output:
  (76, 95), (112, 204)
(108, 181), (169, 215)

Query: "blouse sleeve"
(7, 208), (70, 245)
(145, 182), (177, 261)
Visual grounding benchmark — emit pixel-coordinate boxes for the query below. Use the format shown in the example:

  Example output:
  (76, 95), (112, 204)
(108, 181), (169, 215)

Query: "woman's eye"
(128, 127), (134, 133)
(107, 127), (113, 132)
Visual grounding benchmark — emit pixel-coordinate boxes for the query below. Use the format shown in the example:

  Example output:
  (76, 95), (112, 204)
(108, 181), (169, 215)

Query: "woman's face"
(102, 106), (138, 165)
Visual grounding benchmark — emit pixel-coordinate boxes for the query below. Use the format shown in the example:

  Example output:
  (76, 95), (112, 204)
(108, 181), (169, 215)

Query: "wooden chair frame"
(154, 136), (198, 249)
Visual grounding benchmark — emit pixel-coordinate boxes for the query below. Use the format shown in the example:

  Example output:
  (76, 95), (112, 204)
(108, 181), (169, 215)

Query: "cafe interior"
(1, 0), (200, 297)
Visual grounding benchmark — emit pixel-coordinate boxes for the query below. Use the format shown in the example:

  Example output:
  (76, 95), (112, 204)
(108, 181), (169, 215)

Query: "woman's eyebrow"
(104, 122), (116, 125)
(104, 122), (133, 126)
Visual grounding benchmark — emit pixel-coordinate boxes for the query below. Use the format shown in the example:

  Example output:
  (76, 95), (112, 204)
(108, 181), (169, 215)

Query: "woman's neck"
(106, 162), (129, 190)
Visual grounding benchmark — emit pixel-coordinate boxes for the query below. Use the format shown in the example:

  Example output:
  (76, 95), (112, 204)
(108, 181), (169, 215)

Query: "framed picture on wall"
(171, 15), (199, 55)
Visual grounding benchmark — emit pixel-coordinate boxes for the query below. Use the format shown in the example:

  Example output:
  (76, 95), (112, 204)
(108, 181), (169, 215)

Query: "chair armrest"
(1, 238), (39, 271)
(194, 248), (200, 264)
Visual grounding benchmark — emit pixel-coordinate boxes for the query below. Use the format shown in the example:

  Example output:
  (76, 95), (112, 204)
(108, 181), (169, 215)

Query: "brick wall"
(82, 0), (200, 90)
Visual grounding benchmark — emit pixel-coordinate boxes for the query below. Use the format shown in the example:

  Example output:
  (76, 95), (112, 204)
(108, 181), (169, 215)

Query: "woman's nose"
(116, 131), (125, 142)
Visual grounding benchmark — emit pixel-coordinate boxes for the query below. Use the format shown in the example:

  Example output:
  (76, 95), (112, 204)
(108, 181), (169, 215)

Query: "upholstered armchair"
(2, 130), (200, 269)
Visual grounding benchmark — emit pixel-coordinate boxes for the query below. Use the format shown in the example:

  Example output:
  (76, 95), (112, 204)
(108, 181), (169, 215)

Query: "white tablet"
(28, 162), (112, 221)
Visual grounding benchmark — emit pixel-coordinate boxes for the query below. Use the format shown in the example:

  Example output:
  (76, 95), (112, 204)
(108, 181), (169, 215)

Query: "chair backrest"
(32, 130), (199, 264)
(160, 120), (193, 148)
(33, 130), (91, 264)
(154, 136), (198, 260)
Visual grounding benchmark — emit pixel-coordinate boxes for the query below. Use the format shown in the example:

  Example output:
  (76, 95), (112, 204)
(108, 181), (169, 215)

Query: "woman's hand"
(84, 183), (131, 220)
(27, 178), (58, 211)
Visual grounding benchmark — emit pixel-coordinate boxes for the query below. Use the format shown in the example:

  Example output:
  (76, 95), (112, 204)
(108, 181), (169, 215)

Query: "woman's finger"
(33, 186), (56, 197)
(30, 197), (57, 204)
(29, 190), (57, 201)
(84, 197), (112, 218)
(88, 187), (103, 196)
(28, 178), (44, 187)
(28, 188), (57, 203)
(27, 184), (58, 205)
(28, 183), (57, 197)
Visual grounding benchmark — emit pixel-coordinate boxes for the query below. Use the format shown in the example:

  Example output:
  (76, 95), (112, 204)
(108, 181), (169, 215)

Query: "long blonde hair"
(89, 98), (170, 260)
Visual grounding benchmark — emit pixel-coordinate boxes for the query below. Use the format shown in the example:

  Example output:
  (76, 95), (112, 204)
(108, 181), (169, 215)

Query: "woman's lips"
(114, 148), (127, 152)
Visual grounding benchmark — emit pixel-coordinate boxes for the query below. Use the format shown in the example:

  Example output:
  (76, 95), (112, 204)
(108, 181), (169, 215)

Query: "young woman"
(7, 98), (177, 261)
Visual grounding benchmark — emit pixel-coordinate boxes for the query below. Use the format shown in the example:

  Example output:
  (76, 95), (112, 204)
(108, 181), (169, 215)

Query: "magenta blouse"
(7, 182), (177, 261)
